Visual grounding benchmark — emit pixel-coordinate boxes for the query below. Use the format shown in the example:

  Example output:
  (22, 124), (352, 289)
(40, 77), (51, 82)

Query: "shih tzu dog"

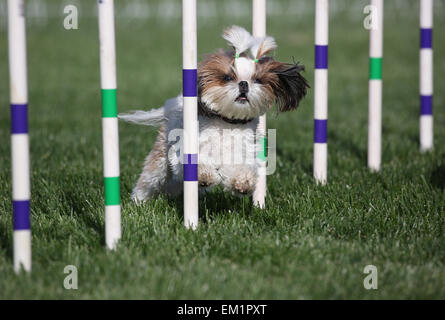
(119, 26), (309, 202)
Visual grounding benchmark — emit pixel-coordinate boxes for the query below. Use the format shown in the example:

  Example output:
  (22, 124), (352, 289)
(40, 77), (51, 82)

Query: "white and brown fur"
(119, 26), (309, 202)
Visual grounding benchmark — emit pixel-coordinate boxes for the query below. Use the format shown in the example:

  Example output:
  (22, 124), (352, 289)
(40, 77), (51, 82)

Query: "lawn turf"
(0, 0), (444, 299)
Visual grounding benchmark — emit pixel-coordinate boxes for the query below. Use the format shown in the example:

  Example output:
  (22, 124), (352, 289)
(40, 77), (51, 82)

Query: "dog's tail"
(118, 107), (166, 127)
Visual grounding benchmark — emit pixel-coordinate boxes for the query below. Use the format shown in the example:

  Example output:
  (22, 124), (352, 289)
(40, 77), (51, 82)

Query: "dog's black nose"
(238, 81), (249, 93)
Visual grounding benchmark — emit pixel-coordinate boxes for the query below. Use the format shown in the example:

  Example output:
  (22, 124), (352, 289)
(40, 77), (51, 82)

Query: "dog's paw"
(199, 173), (213, 187)
(230, 171), (256, 195)
(198, 165), (219, 188)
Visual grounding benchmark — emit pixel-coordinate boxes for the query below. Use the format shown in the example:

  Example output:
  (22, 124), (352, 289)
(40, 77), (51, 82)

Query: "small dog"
(119, 26), (309, 202)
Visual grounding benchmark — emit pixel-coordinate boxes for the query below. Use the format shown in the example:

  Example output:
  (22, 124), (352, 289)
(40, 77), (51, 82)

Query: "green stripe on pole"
(257, 137), (267, 161)
(104, 176), (120, 205)
(101, 89), (117, 117)
(369, 57), (382, 80)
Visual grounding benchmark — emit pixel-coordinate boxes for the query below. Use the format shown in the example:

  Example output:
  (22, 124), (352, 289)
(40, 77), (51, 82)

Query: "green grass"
(0, 0), (444, 299)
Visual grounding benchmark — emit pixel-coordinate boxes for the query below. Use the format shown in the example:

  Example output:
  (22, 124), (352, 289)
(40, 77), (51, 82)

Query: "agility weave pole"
(368, 0), (383, 172)
(182, 0), (199, 229)
(98, 0), (121, 249)
(252, 0), (267, 208)
(8, 0), (31, 273)
(419, 0), (433, 151)
(314, 0), (328, 185)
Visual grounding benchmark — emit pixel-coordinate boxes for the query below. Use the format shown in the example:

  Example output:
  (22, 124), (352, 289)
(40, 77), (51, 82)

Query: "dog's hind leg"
(132, 125), (169, 202)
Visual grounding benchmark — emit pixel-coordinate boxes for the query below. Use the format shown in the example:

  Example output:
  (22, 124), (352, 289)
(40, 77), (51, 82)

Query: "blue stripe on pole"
(315, 45), (328, 69)
(420, 95), (433, 115)
(184, 153), (198, 181)
(420, 28), (432, 49)
(314, 119), (327, 143)
(11, 104), (28, 134)
(13, 200), (30, 230)
(183, 69), (197, 97)
(184, 153), (198, 164)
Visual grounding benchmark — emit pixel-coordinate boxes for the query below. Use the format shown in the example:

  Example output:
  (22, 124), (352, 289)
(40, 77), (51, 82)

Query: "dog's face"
(197, 26), (309, 121)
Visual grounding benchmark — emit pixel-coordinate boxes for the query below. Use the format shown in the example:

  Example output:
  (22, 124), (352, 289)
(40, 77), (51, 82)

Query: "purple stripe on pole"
(184, 153), (198, 181)
(315, 45), (328, 69)
(420, 95), (433, 115)
(420, 28), (432, 49)
(183, 153), (198, 164)
(11, 104), (28, 134)
(13, 200), (30, 230)
(314, 119), (327, 143)
(183, 69), (197, 97)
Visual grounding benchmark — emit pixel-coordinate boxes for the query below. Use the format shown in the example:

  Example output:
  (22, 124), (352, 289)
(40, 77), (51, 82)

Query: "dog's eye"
(223, 75), (233, 82)
(254, 78), (262, 84)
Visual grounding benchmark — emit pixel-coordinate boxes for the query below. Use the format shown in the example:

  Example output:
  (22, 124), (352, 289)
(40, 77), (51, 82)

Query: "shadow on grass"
(430, 164), (445, 190)
(59, 175), (105, 245)
(0, 223), (12, 258)
(204, 191), (252, 218)
(167, 187), (253, 223)
(301, 162), (313, 177)
(330, 131), (366, 163)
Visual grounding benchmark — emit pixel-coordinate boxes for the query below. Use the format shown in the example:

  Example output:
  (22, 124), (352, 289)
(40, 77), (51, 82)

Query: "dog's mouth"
(235, 93), (249, 104)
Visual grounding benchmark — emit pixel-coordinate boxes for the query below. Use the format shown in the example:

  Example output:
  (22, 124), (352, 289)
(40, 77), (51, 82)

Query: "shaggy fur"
(119, 26), (309, 202)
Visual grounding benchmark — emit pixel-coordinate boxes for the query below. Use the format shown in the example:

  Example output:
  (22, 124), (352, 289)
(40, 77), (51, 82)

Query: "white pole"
(252, 0), (267, 207)
(98, 0), (121, 249)
(314, 0), (328, 185)
(8, 0), (31, 273)
(419, 0), (433, 151)
(368, 0), (383, 171)
(182, 0), (199, 229)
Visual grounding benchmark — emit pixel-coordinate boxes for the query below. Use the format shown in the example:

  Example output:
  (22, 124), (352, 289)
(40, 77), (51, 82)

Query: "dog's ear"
(267, 61), (309, 112)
